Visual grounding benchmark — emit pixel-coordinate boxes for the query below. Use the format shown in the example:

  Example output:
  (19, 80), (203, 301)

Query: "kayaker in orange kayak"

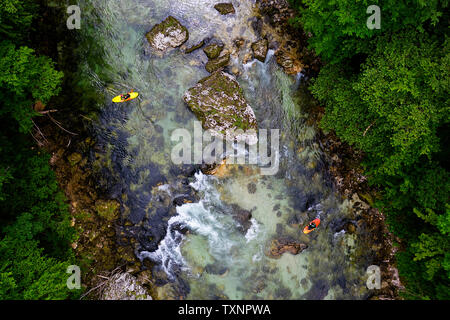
(303, 218), (321, 234)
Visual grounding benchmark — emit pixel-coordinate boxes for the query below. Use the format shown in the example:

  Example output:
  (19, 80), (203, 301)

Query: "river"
(75, 0), (375, 299)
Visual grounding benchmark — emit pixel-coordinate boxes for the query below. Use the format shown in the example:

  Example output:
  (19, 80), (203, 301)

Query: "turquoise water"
(76, 0), (375, 299)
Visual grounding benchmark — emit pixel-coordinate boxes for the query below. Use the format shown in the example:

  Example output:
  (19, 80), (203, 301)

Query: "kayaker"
(307, 222), (316, 231)
(112, 90), (138, 103)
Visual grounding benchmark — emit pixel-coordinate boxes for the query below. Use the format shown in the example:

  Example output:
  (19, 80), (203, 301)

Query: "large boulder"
(183, 71), (257, 143)
(266, 237), (308, 258)
(214, 3), (235, 15)
(251, 39), (269, 62)
(146, 16), (189, 54)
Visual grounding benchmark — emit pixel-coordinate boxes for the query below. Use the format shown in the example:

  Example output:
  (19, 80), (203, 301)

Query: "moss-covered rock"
(203, 42), (224, 59)
(183, 71), (257, 143)
(95, 199), (120, 221)
(205, 52), (230, 73)
(68, 152), (82, 166)
(214, 3), (235, 15)
(145, 16), (189, 54)
(251, 39), (269, 62)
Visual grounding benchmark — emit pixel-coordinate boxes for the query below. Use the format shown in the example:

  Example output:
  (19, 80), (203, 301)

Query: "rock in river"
(251, 39), (269, 62)
(184, 39), (205, 54)
(230, 204), (253, 233)
(203, 41), (224, 59)
(183, 71), (257, 144)
(205, 52), (230, 73)
(267, 237), (308, 258)
(146, 16), (189, 54)
(214, 3), (235, 15)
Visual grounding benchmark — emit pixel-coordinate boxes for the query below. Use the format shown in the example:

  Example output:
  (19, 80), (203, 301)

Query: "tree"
(0, 42), (63, 133)
(0, 0), (36, 42)
(290, 0), (447, 63)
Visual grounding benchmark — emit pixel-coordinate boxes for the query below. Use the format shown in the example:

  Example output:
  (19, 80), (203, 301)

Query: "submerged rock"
(214, 3), (235, 15)
(205, 52), (230, 73)
(145, 16), (189, 54)
(267, 237), (308, 258)
(251, 39), (269, 62)
(230, 204), (253, 233)
(247, 182), (257, 194)
(68, 152), (82, 166)
(205, 263), (228, 276)
(184, 39), (205, 54)
(183, 71), (257, 143)
(95, 199), (120, 221)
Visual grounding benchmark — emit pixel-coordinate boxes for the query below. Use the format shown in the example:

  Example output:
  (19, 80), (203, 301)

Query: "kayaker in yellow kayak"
(112, 89), (139, 103)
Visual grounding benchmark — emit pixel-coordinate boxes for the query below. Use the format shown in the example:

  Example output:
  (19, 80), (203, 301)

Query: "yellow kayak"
(112, 91), (139, 103)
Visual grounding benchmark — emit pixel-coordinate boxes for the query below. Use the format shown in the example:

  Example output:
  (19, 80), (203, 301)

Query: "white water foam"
(138, 172), (245, 279)
(245, 218), (260, 243)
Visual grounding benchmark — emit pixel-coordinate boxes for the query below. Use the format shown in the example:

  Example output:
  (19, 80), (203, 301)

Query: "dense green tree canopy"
(0, 42), (63, 133)
(293, 0), (447, 63)
(0, 0), (36, 41)
(0, 0), (78, 300)
(314, 32), (449, 177)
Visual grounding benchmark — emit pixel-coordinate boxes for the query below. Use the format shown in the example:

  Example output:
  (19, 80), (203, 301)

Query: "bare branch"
(47, 113), (79, 136)
(38, 109), (58, 115)
(80, 114), (94, 121)
(363, 121), (376, 137)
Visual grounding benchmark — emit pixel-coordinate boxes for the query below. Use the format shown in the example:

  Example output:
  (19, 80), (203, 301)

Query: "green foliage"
(0, 143), (78, 299)
(290, 0), (449, 299)
(0, 235), (76, 300)
(0, 0), (80, 300)
(0, 42), (63, 133)
(289, 0), (447, 63)
(313, 32), (449, 178)
(0, 0), (37, 42)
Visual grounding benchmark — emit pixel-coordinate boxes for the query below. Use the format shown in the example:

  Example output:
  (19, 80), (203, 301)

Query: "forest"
(0, 0), (77, 299)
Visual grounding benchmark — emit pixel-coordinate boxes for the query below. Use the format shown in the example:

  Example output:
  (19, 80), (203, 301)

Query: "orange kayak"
(303, 218), (321, 234)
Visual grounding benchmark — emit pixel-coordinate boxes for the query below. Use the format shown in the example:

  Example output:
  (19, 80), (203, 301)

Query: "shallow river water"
(76, 0), (375, 299)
